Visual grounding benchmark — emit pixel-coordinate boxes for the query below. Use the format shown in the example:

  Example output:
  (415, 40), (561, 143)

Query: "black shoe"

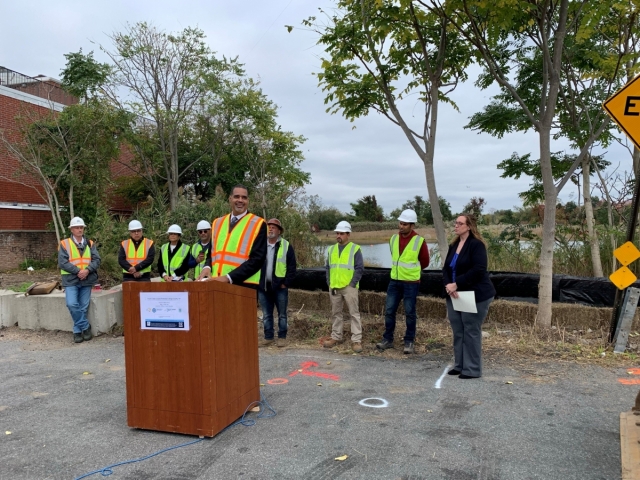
(82, 328), (93, 341)
(459, 374), (479, 379)
(447, 369), (461, 375)
(74, 333), (83, 343)
(403, 341), (414, 354)
(376, 339), (394, 350)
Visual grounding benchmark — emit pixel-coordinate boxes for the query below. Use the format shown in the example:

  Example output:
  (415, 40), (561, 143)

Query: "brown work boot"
(260, 338), (274, 347)
(323, 338), (341, 348)
(352, 342), (362, 353)
(276, 338), (287, 348)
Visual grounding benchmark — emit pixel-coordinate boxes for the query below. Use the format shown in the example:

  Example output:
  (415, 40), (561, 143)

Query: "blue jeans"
(258, 287), (289, 339)
(383, 280), (419, 343)
(65, 285), (92, 334)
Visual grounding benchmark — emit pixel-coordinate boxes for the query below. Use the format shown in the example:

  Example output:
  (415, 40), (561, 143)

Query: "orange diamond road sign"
(604, 75), (640, 149)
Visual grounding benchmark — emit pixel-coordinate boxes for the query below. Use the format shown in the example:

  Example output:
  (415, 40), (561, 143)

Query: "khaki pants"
(329, 286), (362, 342)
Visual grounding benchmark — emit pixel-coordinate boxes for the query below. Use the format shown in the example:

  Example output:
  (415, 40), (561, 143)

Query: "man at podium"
(201, 185), (267, 289)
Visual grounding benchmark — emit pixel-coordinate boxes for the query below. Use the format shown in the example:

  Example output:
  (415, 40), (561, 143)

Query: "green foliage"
(349, 221), (404, 232)
(462, 197), (486, 219)
(306, 196), (345, 231)
(19, 257), (57, 271)
(60, 49), (111, 101)
(391, 196), (452, 224)
(6, 282), (34, 293)
(497, 152), (609, 206)
(350, 195), (384, 222)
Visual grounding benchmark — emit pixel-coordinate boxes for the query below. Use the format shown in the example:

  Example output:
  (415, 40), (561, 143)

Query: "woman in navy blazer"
(442, 214), (495, 379)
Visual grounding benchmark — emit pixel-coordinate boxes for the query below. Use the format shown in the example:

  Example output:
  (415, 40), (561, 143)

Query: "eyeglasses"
(198, 230), (210, 234)
(453, 222), (467, 227)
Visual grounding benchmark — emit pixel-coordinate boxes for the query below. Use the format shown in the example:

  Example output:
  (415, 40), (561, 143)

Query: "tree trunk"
(423, 86), (448, 265)
(422, 157), (448, 265)
(582, 156), (603, 276)
(168, 133), (179, 211)
(537, 129), (557, 329)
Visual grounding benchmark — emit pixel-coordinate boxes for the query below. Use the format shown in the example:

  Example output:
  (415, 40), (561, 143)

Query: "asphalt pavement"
(0, 330), (636, 480)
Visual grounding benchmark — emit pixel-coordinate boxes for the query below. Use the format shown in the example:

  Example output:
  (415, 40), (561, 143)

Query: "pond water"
(322, 242), (439, 269)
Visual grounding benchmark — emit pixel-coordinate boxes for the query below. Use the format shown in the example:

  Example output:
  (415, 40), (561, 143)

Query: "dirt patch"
(0, 269), (59, 291)
(261, 309), (640, 368)
(0, 326), (123, 351)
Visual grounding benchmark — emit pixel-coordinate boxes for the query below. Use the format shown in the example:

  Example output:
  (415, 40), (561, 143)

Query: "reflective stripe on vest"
(328, 242), (360, 289)
(160, 243), (189, 280)
(191, 242), (209, 279)
(60, 238), (93, 275)
(274, 239), (289, 278)
(211, 213), (264, 284)
(390, 234), (424, 281)
(122, 238), (153, 273)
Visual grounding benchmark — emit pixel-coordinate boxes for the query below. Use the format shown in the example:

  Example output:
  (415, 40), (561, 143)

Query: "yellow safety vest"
(390, 234), (424, 281)
(190, 242), (210, 279)
(328, 242), (360, 289)
(275, 239), (289, 278)
(121, 238), (153, 273)
(60, 238), (93, 275)
(210, 213), (264, 285)
(160, 243), (190, 280)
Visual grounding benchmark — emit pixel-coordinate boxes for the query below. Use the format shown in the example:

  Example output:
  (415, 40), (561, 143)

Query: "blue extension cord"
(74, 390), (276, 480)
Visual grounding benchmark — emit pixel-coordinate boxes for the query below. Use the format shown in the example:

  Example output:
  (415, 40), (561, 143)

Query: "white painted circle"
(358, 397), (389, 408)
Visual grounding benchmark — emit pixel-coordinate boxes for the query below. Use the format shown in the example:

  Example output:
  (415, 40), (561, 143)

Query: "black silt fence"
(290, 267), (627, 308)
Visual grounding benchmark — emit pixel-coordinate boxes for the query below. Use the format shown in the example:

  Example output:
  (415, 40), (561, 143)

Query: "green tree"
(0, 100), (131, 242)
(462, 196), (486, 220)
(60, 50), (111, 102)
(425, 0), (639, 327)
(351, 195), (385, 222)
(301, 0), (472, 261)
(101, 22), (242, 211)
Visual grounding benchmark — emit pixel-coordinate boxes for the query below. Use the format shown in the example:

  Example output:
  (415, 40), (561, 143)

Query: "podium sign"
(122, 281), (260, 437)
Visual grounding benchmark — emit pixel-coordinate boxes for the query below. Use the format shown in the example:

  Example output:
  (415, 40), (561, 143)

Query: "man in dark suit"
(201, 185), (267, 289)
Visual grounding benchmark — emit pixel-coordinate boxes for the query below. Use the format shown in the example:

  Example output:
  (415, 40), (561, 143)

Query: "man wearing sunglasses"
(119, 220), (155, 282)
(189, 220), (212, 281)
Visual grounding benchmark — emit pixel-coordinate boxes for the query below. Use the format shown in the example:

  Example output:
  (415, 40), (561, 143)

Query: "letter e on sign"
(604, 75), (640, 149)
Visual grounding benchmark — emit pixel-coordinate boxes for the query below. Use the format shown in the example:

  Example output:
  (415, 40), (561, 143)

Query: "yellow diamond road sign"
(614, 241), (640, 266)
(610, 266), (637, 291)
(603, 75), (640, 150)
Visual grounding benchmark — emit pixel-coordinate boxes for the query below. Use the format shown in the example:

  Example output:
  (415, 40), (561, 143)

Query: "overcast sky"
(2, 0), (633, 215)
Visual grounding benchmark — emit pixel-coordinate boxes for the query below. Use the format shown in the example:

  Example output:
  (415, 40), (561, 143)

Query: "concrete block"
(0, 290), (20, 327)
(6, 287), (123, 335)
(87, 288), (123, 334)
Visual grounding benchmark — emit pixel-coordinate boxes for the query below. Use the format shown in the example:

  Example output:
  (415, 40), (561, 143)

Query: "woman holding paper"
(443, 214), (495, 379)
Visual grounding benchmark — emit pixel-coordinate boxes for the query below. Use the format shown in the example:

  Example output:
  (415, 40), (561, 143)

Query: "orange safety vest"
(121, 238), (154, 273)
(210, 213), (264, 284)
(60, 238), (94, 274)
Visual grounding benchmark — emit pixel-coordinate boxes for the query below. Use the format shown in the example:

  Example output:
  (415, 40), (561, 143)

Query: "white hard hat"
(398, 209), (418, 223)
(167, 224), (183, 235)
(334, 221), (352, 233)
(69, 217), (86, 228)
(128, 220), (143, 231)
(196, 220), (211, 230)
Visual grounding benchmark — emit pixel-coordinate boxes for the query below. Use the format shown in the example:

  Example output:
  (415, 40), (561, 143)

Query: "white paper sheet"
(451, 291), (477, 313)
(140, 292), (190, 331)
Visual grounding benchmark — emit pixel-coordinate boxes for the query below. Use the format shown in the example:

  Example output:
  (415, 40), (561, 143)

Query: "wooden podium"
(122, 281), (260, 437)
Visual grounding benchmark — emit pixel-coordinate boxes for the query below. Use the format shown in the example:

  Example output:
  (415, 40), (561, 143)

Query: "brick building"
(0, 66), (135, 270)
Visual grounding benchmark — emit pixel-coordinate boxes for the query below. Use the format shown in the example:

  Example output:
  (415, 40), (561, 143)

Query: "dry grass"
(280, 289), (640, 366)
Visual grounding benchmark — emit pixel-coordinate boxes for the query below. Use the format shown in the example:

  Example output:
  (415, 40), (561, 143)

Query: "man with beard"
(258, 218), (297, 348)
